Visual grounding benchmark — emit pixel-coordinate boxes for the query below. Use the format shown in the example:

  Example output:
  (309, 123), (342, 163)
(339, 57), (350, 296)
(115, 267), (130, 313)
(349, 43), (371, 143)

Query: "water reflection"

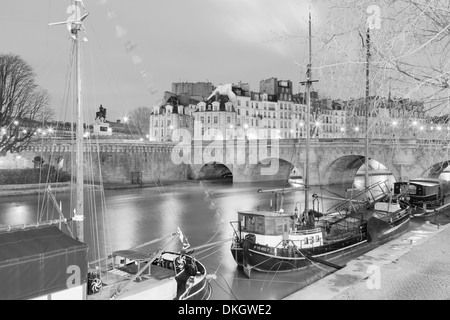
(0, 174), (445, 300)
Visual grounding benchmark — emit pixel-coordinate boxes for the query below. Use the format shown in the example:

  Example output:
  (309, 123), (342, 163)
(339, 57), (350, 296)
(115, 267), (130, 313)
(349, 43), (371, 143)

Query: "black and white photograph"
(1, 0), (449, 304)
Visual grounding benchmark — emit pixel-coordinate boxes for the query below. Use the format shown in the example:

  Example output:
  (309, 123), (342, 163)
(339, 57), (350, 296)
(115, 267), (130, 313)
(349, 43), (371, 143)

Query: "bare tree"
(129, 106), (152, 136)
(310, 0), (450, 113)
(0, 53), (53, 156)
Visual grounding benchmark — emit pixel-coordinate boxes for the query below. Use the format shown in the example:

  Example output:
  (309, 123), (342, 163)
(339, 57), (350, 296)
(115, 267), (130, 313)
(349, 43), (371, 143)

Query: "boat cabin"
(394, 178), (450, 209)
(238, 211), (294, 236)
(236, 210), (323, 249)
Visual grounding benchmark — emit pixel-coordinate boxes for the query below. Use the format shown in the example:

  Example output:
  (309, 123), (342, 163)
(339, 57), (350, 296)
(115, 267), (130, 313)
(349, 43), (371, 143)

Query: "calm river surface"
(0, 175), (447, 300)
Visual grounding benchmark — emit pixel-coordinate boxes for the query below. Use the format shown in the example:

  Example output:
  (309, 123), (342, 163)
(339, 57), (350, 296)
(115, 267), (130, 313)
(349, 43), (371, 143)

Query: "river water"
(0, 175), (447, 300)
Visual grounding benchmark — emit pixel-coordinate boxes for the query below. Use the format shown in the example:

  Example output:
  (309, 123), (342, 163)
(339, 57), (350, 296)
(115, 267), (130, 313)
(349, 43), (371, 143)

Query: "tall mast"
(365, 27), (370, 188)
(300, 11), (318, 214)
(49, 1), (88, 242)
(74, 0), (84, 242)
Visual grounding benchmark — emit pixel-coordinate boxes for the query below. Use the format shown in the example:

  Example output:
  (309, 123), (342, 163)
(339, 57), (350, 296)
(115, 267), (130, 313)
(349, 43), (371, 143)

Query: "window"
(214, 117), (218, 124)
(201, 116), (205, 123)
(207, 117), (211, 124)
(227, 117), (231, 124)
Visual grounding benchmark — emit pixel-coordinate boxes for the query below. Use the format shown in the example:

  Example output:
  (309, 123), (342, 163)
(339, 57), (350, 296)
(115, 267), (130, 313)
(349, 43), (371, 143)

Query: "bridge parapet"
(6, 138), (450, 185)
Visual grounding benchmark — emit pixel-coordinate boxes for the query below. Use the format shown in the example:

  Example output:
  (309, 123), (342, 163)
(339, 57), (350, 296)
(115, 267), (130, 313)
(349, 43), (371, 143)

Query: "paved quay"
(284, 221), (450, 300)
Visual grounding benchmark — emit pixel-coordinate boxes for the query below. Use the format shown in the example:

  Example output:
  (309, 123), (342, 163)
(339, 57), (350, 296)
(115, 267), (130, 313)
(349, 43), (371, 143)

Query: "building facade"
(148, 79), (430, 142)
(149, 93), (194, 142)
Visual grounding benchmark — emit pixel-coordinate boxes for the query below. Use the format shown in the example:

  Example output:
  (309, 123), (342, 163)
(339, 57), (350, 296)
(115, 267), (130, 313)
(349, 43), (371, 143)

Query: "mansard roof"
(194, 94), (236, 113)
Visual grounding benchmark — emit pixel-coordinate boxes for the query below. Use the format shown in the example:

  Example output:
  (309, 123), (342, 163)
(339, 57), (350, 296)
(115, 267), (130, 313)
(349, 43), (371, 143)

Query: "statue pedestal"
(93, 122), (112, 136)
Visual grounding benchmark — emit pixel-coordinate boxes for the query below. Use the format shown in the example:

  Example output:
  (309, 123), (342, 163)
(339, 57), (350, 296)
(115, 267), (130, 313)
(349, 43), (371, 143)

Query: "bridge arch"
(189, 162), (233, 181)
(248, 158), (299, 182)
(321, 155), (398, 188)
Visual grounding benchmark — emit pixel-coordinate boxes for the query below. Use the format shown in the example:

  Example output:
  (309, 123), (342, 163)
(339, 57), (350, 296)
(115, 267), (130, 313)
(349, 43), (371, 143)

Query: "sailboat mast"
(300, 11), (318, 214)
(365, 27), (370, 188)
(74, 0), (84, 242)
(304, 12), (312, 214)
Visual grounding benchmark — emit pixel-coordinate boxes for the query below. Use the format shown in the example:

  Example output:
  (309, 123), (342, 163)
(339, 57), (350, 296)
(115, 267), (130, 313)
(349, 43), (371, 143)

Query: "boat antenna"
(49, 0), (89, 242)
(300, 10), (318, 215)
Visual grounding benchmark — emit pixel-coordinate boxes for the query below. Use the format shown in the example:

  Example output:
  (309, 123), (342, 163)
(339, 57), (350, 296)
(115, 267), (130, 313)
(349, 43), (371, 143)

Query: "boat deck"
(87, 264), (178, 300)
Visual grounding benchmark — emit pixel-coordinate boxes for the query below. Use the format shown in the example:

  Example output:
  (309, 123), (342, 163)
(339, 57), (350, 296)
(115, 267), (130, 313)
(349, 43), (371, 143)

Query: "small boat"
(393, 178), (450, 217)
(230, 181), (411, 276)
(87, 248), (212, 300)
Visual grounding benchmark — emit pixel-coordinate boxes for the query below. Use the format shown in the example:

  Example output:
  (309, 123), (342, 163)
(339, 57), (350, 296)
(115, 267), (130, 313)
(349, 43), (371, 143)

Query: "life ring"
(90, 278), (102, 294)
(87, 273), (102, 295)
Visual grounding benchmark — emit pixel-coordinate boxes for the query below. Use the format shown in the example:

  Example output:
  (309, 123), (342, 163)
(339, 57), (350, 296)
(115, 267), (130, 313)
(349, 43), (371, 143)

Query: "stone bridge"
(1, 138), (449, 187)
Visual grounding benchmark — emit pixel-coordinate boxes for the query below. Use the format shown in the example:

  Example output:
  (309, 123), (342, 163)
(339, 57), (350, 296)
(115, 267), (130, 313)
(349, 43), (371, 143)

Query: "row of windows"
(236, 99), (302, 111)
(197, 116), (233, 124)
(197, 105), (233, 112)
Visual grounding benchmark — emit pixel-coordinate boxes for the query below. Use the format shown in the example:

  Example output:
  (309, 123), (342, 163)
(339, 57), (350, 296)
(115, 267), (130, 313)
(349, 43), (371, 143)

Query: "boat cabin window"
(239, 214), (291, 235)
(265, 217), (290, 235)
(239, 214), (265, 234)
